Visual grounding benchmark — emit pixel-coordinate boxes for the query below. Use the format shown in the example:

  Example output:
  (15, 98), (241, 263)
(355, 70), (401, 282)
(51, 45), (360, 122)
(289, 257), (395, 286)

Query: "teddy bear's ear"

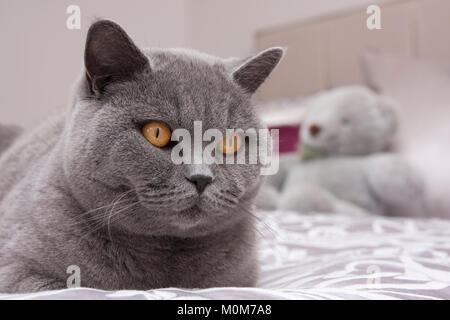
(378, 97), (398, 137)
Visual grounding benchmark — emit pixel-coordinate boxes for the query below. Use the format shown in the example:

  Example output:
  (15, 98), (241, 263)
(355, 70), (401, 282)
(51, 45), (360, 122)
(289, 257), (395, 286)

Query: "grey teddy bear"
(259, 86), (426, 217)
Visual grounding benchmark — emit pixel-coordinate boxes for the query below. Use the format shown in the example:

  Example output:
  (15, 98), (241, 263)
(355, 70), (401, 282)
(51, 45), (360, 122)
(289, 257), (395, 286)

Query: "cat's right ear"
(231, 47), (285, 94)
(84, 20), (149, 95)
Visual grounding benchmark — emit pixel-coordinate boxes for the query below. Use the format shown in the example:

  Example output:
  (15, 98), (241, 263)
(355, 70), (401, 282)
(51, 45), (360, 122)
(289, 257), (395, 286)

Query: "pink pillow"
(268, 124), (301, 154)
(258, 97), (306, 154)
(362, 50), (450, 217)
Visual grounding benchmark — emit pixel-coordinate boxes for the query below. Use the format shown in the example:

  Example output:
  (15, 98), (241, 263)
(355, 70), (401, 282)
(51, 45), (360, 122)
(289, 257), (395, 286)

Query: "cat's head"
(301, 85), (397, 157)
(63, 20), (283, 237)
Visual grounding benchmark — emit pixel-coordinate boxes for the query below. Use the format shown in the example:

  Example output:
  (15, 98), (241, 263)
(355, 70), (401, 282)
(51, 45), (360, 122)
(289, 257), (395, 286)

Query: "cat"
(0, 20), (283, 293)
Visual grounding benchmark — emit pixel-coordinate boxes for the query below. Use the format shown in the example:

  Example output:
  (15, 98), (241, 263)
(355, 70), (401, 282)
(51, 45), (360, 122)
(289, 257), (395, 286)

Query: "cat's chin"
(169, 205), (206, 229)
(134, 202), (238, 237)
(165, 209), (243, 238)
(120, 191), (243, 237)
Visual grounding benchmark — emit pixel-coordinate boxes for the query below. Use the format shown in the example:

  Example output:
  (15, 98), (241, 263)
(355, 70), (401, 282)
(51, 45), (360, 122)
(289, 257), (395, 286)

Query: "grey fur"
(0, 20), (283, 293)
(0, 125), (22, 155)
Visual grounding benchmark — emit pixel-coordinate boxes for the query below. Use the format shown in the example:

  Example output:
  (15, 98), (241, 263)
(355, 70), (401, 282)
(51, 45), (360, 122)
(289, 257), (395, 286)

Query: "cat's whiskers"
(67, 190), (134, 227)
(238, 203), (280, 239)
(204, 190), (261, 237)
(106, 190), (136, 243)
(85, 198), (138, 232)
(216, 182), (279, 238)
(77, 200), (141, 243)
(68, 202), (130, 227)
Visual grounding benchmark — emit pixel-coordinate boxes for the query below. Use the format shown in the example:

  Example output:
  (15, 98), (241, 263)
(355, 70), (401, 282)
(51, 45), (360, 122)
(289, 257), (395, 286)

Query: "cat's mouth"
(109, 183), (245, 236)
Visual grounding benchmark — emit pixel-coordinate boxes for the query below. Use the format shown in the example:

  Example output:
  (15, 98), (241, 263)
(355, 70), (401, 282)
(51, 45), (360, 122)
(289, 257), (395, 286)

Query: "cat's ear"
(84, 20), (149, 95)
(231, 47), (285, 94)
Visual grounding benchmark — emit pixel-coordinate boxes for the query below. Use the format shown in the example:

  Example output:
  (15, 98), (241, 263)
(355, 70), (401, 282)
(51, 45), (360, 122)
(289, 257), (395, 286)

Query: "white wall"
(186, 0), (392, 58)
(0, 0), (391, 126)
(0, 0), (189, 126)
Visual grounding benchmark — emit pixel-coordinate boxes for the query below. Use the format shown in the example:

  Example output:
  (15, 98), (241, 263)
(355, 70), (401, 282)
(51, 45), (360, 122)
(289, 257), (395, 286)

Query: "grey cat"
(0, 20), (283, 293)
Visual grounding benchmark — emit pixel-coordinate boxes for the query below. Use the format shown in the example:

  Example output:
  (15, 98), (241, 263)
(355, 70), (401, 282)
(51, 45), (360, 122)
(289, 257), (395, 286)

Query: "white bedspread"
(1, 211), (449, 300)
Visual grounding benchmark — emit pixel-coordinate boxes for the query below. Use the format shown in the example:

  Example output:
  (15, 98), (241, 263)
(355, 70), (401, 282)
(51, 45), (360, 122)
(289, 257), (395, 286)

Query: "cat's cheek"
(109, 133), (172, 182)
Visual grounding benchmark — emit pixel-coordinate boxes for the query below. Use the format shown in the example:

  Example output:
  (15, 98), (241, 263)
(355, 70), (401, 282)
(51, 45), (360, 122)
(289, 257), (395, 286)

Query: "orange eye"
(142, 122), (172, 147)
(219, 133), (243, 154)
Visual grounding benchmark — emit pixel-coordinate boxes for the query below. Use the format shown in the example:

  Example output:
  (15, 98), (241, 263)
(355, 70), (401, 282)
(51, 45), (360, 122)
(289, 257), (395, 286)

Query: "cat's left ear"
(231, 47), (285, 94)
(84, 20), (149, 95)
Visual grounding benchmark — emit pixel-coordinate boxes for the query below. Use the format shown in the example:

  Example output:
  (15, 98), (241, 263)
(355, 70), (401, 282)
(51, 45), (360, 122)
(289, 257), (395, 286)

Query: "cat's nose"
(185, 165), (214, 194)
(187, 175), (213, 194)
(309, 124), (321, 137)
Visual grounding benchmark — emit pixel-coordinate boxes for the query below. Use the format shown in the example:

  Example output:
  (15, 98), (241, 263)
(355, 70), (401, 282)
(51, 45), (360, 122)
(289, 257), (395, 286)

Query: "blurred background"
(1, 0), (449, 216)
(0, 0), (390, 126)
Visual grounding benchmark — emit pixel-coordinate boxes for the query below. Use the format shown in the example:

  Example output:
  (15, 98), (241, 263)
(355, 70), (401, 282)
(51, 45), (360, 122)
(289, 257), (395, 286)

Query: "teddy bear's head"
(300, 86), (397, 158)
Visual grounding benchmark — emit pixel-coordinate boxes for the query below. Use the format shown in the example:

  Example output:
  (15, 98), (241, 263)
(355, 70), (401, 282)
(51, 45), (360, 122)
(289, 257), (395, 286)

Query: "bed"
(1, 210), (449, 300)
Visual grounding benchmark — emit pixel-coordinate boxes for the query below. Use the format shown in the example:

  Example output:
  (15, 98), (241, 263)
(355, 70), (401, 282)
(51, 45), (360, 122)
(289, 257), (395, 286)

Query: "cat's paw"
(0, 265), (66, 293)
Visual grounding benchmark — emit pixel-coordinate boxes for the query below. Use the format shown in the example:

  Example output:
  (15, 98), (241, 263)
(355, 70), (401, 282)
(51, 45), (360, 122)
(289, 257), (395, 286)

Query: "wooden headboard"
(256, 0), (450, 101)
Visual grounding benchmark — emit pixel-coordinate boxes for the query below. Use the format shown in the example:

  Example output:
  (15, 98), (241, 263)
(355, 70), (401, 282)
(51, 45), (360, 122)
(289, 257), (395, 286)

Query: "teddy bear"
(258, 85), (426, 217)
